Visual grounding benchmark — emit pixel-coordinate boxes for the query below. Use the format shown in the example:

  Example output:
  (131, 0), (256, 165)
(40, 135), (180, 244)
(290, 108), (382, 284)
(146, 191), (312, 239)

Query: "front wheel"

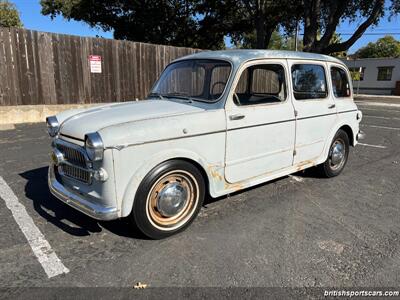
(318, 129), (350, 178)
(131, 160), (205, 239)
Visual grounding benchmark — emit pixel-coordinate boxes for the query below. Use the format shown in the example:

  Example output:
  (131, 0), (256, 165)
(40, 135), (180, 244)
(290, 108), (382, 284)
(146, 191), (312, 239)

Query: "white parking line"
(359, 107), (400, 113)
(364, 115), (400, 121)
(358, 143), (387, 149)
(355, 101), (400, 108)
(361, 124), (400, 131)
(0, 176), (69, 278)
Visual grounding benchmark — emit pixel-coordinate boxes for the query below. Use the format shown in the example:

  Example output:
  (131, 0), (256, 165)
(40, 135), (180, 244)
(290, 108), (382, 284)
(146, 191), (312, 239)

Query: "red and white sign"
(89, 55), (102, 73)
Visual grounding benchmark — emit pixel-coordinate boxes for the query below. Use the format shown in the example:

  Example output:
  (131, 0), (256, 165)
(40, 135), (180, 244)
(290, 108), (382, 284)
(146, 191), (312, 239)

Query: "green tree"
(354, 35), (400, 58)
(40, 0), (301, 49)
(40, 0), (207, 48)
(231, 30), (302, 51)
(0, 0), (23, 28)
(40, 0), (400, 55)
(197, 0), (302, 49)
(328, 33), (347, 58)
(302, 0), (399, 54)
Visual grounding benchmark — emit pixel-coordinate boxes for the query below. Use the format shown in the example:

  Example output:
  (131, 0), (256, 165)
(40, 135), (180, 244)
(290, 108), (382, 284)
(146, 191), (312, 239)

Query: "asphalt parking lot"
(0, 100), (399, 289)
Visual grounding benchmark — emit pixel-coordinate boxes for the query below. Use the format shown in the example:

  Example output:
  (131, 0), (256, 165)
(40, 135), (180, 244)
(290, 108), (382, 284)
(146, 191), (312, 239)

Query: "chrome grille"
(55, 141), (92, 184)
(60, 164), (91, 183)
(57, 144), (86, 167)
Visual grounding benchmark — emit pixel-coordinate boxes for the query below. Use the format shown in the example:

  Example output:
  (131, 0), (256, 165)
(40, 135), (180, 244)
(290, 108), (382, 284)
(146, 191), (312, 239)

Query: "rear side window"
(291, 64), (328, 100)
(331, 67), (351, 97)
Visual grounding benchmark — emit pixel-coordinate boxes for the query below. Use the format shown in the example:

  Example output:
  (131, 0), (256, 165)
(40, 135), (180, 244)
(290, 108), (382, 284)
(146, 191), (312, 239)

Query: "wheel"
(131, 160), (205, 239)
(318, 129), (350, 177)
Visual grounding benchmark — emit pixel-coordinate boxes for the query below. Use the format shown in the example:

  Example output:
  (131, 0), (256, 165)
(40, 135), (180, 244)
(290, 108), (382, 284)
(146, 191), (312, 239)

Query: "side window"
(291, 64), (328, 100)
(331, 67), (351, 98)
(234, 64), (286, 106)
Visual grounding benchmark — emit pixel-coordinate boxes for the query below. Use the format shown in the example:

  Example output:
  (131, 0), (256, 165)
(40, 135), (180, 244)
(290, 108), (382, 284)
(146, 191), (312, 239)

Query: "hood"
(58, 100), (204, 140)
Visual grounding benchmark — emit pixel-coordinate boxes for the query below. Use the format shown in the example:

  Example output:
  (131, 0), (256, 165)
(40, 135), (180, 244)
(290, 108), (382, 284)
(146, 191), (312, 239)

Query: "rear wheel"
(131, 160), (205, 239)
(318, 129), (349, 177)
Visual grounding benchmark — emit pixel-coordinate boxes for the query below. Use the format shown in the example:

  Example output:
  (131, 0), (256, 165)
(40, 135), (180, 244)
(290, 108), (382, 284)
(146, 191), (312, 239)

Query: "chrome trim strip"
(48, 166), (118, 221)
(107, 109), (359, 150)
(60, 133), (84, 142)
(106, 130), (226, 150)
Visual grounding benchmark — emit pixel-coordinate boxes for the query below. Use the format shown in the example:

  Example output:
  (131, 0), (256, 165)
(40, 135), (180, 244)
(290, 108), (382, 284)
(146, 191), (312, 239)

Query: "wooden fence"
(0, 27), (200, 106)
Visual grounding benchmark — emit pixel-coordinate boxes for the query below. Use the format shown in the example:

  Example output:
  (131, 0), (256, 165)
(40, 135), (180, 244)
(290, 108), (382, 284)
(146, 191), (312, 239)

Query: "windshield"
(150, 59), (232, 102)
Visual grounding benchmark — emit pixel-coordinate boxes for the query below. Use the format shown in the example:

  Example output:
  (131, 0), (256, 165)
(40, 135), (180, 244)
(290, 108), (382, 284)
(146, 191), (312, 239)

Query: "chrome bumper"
(357, 130), (366, 140)
(48, 166), (118, 221)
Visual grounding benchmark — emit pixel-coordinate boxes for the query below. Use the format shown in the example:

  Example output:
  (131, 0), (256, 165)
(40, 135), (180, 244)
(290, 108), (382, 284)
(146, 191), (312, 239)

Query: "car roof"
(174, 49), (346, 66)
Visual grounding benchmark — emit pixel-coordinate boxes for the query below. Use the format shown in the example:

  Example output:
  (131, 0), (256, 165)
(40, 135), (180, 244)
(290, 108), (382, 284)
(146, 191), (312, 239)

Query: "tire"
(318, 129), (350, 178)
(130, 160), (205, 239)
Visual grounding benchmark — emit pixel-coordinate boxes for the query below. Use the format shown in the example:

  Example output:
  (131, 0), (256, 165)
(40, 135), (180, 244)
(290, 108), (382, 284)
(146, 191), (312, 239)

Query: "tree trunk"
(302, 0), (321, 52)
(255, 15), (266, 48)
(303, 0), (384, 54)
(321, 0), (384, 54)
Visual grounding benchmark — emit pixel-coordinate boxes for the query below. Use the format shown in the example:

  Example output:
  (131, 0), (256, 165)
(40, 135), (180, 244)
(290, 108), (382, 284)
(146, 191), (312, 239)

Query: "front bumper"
(48, 165), (118, 221)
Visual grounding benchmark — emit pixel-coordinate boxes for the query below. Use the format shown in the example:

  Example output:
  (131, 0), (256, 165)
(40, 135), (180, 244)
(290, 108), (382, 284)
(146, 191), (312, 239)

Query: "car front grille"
(54, 140), (92, 184)
(57, 144), (87, 168)
(60, 164), (92, 184)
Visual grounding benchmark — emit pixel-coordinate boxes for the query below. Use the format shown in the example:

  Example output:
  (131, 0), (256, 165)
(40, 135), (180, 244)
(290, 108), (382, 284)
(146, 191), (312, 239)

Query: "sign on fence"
(89, 55), (102, 73)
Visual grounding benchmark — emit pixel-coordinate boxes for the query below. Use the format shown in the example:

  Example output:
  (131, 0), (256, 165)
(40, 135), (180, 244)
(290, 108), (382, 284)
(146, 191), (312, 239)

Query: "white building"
(342, 58), (400, 95)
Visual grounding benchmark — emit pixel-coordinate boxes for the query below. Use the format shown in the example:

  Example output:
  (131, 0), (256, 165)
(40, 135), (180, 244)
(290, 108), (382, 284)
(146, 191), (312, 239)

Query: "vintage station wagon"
(47, 50), (364, 239)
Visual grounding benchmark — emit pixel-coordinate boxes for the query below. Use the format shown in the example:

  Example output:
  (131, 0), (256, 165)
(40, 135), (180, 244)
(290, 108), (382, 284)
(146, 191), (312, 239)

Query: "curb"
(0, 103), (108, 128)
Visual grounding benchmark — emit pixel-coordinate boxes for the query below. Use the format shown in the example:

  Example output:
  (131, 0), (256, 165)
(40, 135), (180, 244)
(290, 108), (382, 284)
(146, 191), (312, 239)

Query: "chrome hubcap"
(157, 182), (188, 217)
(330, 139), (345, 169)
(146, 170), (198, 231)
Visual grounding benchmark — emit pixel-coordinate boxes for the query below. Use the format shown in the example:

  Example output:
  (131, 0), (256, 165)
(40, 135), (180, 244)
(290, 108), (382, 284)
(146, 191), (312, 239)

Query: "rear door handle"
(328, 104), (336, 109)
(229, 114), (245, 121)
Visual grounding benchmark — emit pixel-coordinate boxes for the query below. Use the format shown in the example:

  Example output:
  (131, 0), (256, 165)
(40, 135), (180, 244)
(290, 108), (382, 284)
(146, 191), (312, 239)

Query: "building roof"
(175, 49), (345, 66)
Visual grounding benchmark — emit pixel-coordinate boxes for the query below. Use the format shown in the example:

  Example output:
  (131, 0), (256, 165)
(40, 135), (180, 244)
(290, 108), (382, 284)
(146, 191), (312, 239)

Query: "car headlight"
(85, 132), (104, 161)
(46, 116), (59, 137)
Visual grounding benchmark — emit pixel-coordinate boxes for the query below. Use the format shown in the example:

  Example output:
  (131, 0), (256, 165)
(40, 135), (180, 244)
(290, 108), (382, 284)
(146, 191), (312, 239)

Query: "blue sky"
(13, 0), (113, 39)
(13, 0), (400, 54)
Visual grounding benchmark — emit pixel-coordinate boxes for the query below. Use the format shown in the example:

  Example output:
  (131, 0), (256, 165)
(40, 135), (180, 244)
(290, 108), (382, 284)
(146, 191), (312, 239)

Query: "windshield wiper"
(147, 92), (165, 100)
(162, 92), (193, 103)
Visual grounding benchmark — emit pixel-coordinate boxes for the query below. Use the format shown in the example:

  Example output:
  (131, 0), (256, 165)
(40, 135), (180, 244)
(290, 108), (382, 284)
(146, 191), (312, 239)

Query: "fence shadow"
(19, 166), (147, 239)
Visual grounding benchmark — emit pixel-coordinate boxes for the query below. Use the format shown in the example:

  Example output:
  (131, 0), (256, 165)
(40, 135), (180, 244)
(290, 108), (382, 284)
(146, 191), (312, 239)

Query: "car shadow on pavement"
(293, 167), (323, 179)
(20, 166), (148, 239)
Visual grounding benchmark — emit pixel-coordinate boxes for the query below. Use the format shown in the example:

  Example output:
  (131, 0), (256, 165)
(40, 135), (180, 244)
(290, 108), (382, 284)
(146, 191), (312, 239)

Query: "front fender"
(118, 148), (221, 218)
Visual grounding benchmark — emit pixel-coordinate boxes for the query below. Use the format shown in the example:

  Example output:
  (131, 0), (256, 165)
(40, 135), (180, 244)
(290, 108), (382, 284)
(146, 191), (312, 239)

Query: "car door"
(289, 61), (337, 165)
(224, 60), (296, 183)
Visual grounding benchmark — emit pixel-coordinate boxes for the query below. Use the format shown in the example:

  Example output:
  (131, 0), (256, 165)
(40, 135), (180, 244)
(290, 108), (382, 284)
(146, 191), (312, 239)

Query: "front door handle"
(229, 114), (245, 121)
(328, 104), (336, 109)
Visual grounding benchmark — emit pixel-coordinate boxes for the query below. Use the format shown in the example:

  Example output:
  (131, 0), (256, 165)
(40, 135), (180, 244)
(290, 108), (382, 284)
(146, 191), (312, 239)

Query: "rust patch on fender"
(224, 181), (244, 192)
(208, 165), (224, 181)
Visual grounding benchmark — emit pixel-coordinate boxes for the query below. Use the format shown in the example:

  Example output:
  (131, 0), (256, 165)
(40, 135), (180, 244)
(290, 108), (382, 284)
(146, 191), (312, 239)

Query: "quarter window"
(331, 67), (351, 98)
(291, 64), (328, 100)
(210, 65), (231, 99)
(234, 64), (286, 106)
(377, 67), (393, 81)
